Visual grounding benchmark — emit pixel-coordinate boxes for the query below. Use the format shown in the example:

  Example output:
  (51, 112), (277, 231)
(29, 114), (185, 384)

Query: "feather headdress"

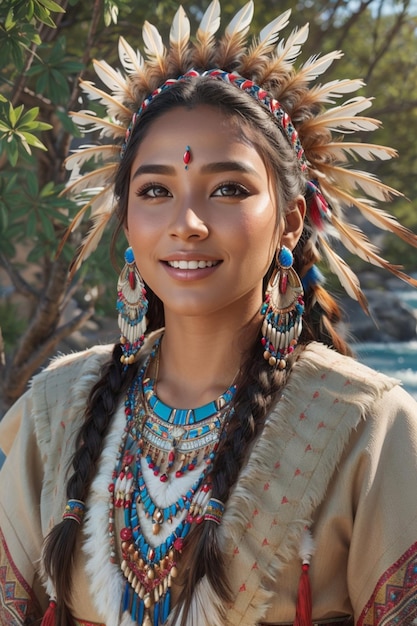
(63, 0), (417, 304)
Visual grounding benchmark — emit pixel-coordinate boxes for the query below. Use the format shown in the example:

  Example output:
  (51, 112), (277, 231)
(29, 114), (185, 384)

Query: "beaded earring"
(117, 247), (148, 365)
(260, 246), (305, 370)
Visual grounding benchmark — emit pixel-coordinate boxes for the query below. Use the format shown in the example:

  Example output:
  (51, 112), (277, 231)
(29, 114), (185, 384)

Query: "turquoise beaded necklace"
(109, 339), (237, 626)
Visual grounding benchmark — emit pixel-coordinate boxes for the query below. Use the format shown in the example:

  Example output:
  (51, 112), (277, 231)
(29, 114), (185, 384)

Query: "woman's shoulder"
(289, 341), (414, 423)
(33, 343), (114, 382)
(297, 340), (397, 392)
(278, 341), (408, 424)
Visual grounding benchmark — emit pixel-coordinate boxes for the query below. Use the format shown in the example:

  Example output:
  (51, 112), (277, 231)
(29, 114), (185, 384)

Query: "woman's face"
(125, 105), (285, 323)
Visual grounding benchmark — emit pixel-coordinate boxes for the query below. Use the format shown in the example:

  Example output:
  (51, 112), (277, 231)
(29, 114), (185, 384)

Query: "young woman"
(1, 2), (417, 626)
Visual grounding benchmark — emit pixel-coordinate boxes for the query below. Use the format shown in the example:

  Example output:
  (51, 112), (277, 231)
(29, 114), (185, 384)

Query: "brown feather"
(319, 236), (369, 312)
(321, 185), (417, 249)
(332, 216), (417, 288)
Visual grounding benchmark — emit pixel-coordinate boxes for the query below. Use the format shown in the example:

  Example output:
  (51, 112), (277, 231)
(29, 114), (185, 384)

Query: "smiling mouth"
(166, 260), (220, 269)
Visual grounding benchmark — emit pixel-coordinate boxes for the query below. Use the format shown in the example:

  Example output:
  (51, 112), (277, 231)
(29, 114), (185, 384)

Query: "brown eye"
(136, 184), (171, 197)
(212, 183), (250, 197)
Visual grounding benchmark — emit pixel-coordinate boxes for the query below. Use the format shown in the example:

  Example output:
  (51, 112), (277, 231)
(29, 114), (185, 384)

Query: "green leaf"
(6, 140), (18, 167)
(18, 107), (40, 126)
(8, 103), (19, 126)
(35, 71), (48, 94)
(33, 3), (56, 28)
(39, 211), (56, 240)
(0, 206), (9, 234)
(27, 245), (46, 263)
(26, 172), (39, 197)
(20, 131), (47, 150)
(25, 1), (35, 21)
(55, 109), (80, 135)
(40, 181), (56, 197)
(4, 10), (17, 31)
(26, 212), (37, 238)
(38, 0), (66, 13)
(31, 121), (53, 132)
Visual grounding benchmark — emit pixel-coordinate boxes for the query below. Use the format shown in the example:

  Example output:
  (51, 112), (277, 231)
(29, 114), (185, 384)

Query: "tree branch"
(0, 252), (39, 299)
(2, 305), (95, 405)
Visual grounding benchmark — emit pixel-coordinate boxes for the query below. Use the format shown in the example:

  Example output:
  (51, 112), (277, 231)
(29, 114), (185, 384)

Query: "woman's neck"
(155, 311), (260, 408)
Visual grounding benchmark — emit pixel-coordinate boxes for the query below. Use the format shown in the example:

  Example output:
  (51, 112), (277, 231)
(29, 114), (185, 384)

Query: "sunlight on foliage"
(0, 103), (52, 166)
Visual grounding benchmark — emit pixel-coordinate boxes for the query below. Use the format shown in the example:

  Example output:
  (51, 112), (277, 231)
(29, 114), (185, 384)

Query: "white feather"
(225, 0), (254, 37)
(118, 36), (144, 75)
(310, 79), (365, 104)
(80, 80), (131, 117)
(93, 60), (127, 99)
(275, 23), (309, 66)
(322, 164), (398, 201)
(322, 142), (397, 162)
(142, 20), (165, 61)
(300, 51), (343, 83)
(320, 236), (366, 306)
(311, 97), (377, 132)
(70, 111), (125, 138)
(170, 5), (190, 45)
(197, 0), (221, 42)
(258, 10), (291, 47)
(65, 165), (117, 195)
(65, 144), (120, 171)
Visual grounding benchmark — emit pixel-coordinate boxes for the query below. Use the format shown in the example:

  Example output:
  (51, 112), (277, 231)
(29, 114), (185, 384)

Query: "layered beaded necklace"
(108, 339), (237, 626)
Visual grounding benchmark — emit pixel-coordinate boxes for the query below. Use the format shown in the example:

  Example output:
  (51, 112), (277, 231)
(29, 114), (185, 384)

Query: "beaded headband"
(62, 0), (417, 303)
(120, 68), (306, 169)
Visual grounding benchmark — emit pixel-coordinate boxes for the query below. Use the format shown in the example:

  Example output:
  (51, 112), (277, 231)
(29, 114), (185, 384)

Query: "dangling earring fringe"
(260, 246), (304, 370)
(117, 247), (148, 365)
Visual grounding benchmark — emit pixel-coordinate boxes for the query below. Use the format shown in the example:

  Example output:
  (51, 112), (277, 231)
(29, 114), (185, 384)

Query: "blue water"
(353, 287), (417, 400)
(355, 341), (417, 400)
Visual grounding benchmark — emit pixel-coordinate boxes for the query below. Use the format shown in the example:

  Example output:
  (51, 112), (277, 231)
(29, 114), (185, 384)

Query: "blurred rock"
(342, 289), (417, 343)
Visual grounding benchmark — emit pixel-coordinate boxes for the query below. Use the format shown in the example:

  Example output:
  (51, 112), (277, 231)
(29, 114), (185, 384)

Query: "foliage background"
(1, 0), (417, 409)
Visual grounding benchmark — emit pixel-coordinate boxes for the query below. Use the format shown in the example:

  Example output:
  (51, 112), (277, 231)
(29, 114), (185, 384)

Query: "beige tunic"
(1, 340), (417, 625)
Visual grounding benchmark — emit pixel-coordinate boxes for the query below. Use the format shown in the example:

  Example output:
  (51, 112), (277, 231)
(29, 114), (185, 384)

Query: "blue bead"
(154, 602), (160, 625)
(122, 582), (130, 611)
(163, 589), (171, 621)
(138, 599), (144, 624)
(131, 592), (138, 621)
(278, 246), (293, 268)
(125, 246), (135, 264)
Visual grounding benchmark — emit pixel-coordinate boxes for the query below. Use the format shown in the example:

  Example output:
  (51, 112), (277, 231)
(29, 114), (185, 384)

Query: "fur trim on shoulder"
(82, 402), (127, 626)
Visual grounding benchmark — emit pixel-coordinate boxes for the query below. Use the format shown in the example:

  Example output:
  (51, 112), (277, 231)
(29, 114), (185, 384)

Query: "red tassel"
(41, 600), (56, 626)
(293, 563), (313, 626)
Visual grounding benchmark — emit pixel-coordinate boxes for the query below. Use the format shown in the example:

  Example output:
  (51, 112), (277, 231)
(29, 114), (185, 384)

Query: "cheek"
(241, 201), (278, 253)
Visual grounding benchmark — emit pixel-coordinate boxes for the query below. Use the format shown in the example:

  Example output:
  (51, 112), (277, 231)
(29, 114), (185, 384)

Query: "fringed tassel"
(41, 600), (56, 626)
(293, 529), (315, 626)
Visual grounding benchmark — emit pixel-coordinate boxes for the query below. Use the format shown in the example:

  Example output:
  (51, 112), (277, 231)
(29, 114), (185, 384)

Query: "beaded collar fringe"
(108, 339), (236, 625)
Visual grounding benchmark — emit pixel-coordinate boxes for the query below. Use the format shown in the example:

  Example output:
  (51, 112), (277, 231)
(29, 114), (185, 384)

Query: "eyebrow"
(131, 160), (260, 180)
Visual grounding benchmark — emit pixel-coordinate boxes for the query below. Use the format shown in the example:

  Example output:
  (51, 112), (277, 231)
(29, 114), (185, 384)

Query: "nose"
(169, 202), (209, 241)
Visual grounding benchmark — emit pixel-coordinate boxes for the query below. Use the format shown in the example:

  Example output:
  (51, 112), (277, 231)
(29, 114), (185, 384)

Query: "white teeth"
(168, 260), (216, 269)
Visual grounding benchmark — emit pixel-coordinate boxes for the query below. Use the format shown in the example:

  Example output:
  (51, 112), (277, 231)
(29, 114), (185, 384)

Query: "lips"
(166, 260), (219, 269)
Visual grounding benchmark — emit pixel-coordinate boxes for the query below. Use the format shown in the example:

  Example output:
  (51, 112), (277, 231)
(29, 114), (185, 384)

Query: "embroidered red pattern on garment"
(358, 541), (417, 625)
(0, 528), (42, 625)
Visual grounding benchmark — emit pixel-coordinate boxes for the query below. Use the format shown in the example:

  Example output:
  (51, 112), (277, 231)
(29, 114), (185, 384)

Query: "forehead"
(134, 104), (260, 161)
